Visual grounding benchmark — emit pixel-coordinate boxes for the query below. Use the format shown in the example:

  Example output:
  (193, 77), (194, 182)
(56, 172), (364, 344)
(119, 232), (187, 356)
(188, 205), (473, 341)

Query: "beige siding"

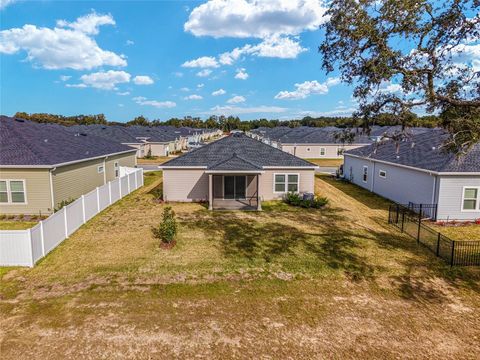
(163, 169), (209, 202)
(281, 144), (368, 159)
(124, 143), (145, 158)
(0, 168), (52, 215)
(105, 153), (136, 182)
(163, 169), (314, 202)
(146, 143), (168, 157)
(259, 170), (315, 200)
(52, 159), (105, 208)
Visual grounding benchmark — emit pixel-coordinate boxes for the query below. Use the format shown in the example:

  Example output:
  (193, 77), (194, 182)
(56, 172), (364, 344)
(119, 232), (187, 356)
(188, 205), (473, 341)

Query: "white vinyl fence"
(0, 167), (144, 267)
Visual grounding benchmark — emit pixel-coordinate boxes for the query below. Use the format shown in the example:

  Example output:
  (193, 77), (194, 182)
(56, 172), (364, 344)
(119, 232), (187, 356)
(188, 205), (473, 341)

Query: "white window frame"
(461, 186), (480, 212)
(319, 147), (326, 157)
(379, 169), (387, 179)
(97, 165), (104, 174)
(273, 173), (300, 194)
(0, 179), (28, 205)
(114, 161), (119, 178)
(362, 166), (368, 183)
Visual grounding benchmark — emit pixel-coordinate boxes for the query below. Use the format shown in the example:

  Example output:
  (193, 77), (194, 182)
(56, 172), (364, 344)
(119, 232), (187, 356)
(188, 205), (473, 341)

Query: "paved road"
(138, 164), (161, 172)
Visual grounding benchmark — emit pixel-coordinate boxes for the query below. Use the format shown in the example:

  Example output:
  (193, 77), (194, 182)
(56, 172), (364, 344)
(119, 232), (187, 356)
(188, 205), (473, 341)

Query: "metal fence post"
(417, 204), (422, 244)
(450, 241), (455, 266)
(436, 233), (441, 257)
(395, 204), (399, 224)
(400, 209), (405, 232)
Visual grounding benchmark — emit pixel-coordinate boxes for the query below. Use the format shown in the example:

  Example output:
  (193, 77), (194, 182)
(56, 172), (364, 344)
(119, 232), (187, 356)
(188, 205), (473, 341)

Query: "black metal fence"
(388, 204), (480, 266)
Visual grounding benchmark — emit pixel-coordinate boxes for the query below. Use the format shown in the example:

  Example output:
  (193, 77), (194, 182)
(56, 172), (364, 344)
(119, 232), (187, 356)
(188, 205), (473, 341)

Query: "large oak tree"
(320, 0), (480, 153)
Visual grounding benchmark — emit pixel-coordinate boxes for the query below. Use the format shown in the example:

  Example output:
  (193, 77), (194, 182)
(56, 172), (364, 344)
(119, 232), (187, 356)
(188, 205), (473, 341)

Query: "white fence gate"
(0, 167), (144, 267)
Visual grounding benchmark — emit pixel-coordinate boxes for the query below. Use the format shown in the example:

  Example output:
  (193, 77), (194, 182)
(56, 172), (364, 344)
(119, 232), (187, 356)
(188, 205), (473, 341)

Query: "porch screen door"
(224, 176), (246, 199)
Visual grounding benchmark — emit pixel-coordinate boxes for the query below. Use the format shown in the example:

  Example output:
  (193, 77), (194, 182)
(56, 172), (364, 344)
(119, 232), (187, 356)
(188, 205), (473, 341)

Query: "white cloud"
(65, 83), (87, 88)
(133, 96), (176, 108)
(378, 82), (403, 94)
(207, 105), (287, 115)
(133, 75), (154, 85)
(235, 68), (249, 80)
(197, 83), (204, 88)
(185, 0), (329, 39)
(184, 94), (203, 100)
(173, 71), (184, 77)
(117, 91), (130, 96)
(196, 69), (212, 77)
(79, 70), (131, 90)
(180, 87), (190, 92)
(212, 88), (226, 96)
(227, 95), (246, 104)
(1, 0), (17, 10)
(220, 35), (307, 65)
(274, 77), (340, 100)
(0, 12), (126, 70)
(126, 39), (134, 46)
(299, 107), (357, 117)
(182, 56), (219, 68)
(59, 75), (71, 81)
(118, 103), (124, 107)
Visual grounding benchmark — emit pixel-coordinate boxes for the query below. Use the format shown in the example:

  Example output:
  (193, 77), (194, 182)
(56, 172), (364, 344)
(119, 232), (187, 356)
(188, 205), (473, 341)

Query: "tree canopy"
(320, 0), (480, 152)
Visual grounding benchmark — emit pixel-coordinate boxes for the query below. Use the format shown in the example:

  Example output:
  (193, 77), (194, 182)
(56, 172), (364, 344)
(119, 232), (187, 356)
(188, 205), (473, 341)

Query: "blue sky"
(1, 1), (477, 122)
(1, 0), (359, 122)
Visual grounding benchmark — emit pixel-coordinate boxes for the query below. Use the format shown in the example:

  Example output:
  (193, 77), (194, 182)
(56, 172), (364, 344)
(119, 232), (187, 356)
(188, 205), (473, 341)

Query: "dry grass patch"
(1, 172), (479, 358)
(429, 222), (480, 241)
(306, 158), (343, 167)
(0, 220), (37, 230)
(137, 156), (175, 164)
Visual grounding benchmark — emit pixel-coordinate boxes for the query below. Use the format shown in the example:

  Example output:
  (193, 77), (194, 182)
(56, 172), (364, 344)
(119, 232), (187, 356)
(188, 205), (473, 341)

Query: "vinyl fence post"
(81, 195), (86, 224)
(436, 233), (441, 257)
(96, 187), (100, 212)
(134, 169), (138, 190)
(140, 168), (144, 186)
(119, 177), (123, 198)
(63, 206), (68, 238)
(450, 241), (455, 266)
(40, 220), (45, 257)
(108, 181), (112, 205)
(127, 173), (131, 194)
(28, 228), (34, 267)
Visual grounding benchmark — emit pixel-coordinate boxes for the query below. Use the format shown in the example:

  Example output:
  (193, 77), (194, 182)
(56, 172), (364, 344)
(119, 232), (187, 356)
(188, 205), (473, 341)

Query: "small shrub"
(149, 186), (163, 200)
(152, 206), (177, 244)
(54, 198), (75, 212)
(283, 192), (328, 209)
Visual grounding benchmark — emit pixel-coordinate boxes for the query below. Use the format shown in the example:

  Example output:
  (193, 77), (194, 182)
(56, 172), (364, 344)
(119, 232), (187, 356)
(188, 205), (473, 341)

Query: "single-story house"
(0, 116), (137, 215)
(249, 126), (432, 159)
(160, 133), (317, 210)
(344, 129), (480, 221)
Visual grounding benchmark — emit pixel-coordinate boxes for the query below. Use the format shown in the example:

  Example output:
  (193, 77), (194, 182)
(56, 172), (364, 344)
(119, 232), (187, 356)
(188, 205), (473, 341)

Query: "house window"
(114, 162), (119, 178)
(462, 187), (479, 211)
(379, 170), (387, 178)
(0, 180), (26, 204)
(274, 174), (286, 192)
(97, 165), (104, 174)
(362, 166), (368, 183)
(320, 148), (326, 156)
(274, 173), (299, 193)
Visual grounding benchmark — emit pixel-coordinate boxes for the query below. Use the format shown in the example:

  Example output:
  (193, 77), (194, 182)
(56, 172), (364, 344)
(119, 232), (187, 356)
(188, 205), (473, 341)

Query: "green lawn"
(0, 220), (37, 230)
(1, 172), (479, 358)
(306, 158), (343, 167)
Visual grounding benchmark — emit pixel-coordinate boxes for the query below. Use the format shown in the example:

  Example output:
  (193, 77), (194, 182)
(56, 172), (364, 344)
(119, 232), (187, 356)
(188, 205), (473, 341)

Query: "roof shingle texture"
(0, 116), (135, 166)
(162, 133), (315, 170)
(345, 129), (480, 172)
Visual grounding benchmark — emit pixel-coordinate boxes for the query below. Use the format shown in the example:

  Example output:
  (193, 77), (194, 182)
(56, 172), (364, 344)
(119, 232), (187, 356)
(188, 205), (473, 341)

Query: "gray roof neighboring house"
(345, 129), (480, 173)
(161, 133), (316, 170)
(0, 116), (136, 167)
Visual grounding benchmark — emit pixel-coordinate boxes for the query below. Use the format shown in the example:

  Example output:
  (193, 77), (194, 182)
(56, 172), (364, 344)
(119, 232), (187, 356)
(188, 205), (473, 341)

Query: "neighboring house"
(344, 129), (480, 221)
(0, 117), (137, 215)
(249, 126), (432, 159)
(160, 133), (317, 210)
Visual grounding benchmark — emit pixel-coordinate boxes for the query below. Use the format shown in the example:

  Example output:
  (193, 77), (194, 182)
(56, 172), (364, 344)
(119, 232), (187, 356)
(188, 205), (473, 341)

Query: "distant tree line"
(14, 111), (442, 132)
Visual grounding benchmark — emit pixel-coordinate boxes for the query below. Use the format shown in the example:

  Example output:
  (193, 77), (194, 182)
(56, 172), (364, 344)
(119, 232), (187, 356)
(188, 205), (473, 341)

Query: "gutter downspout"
(49, 167), (56, 211)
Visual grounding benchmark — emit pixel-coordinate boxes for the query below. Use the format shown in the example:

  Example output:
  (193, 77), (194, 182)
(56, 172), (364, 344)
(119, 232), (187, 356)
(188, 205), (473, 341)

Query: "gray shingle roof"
(161, 133), (316, 170)
(345, 129), (480, 173)
(0, 116), (136, 167)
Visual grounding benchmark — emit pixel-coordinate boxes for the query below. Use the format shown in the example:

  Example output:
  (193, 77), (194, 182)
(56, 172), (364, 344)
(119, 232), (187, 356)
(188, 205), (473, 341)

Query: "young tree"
(320, 0), (480, 152)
